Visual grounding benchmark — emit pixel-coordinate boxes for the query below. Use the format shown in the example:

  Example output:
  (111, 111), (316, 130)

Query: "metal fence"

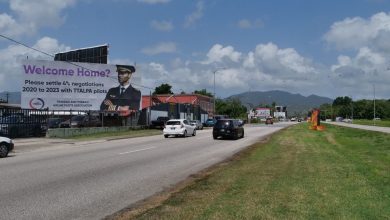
(0, 108), (144, 138)
(0, 104), (207, 138)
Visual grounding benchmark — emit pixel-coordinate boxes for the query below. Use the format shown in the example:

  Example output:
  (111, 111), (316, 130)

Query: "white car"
(190, 120), (203, 130)
(163, 119), (196, 138)
(0, 136), (14, 158)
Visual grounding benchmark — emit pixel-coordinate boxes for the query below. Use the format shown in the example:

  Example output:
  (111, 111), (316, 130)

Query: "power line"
(0, 34), (55, 58)
(0, 33), (142, 86)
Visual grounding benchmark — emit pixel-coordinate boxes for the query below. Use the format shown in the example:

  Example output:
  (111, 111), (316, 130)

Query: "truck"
(151, 116), (170, 129)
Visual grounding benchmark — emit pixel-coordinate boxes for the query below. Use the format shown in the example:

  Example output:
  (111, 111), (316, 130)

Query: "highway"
(324, 121), (390, 134)
(0, 123), (293, 220)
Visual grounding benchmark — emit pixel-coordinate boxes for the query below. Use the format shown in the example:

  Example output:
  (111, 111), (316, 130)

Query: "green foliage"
(333, 96), (352, 106)
(153, 83), (173, 95)
(320, 97), (390, 119)
(216, 98), (247, 118)
(194, 89), (213, 97)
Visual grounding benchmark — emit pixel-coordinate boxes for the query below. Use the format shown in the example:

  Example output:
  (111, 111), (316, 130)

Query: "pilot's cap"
(117, 65), (135, 74)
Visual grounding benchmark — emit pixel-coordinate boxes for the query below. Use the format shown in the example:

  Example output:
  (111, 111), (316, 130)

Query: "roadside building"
(274, 105), (287, 120)
(142, 93), (213, 123)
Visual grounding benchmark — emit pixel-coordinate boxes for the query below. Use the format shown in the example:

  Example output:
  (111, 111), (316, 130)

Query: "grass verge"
(68, 129), (162, 140)
(123, 123), (389, 219)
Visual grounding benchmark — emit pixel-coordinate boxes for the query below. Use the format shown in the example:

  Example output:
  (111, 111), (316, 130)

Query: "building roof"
(142, 93), (213, 109)
(0, 103), (21, 108)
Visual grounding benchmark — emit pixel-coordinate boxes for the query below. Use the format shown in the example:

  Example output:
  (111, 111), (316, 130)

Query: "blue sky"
(0, 0), (389, 100)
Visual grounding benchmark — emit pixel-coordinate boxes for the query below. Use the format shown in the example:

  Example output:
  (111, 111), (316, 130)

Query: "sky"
(0, 0), (389, 100)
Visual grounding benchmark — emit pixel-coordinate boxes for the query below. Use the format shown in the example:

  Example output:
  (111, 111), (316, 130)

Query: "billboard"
(255, 108), (270, 118)
(21, 60), (142, 112)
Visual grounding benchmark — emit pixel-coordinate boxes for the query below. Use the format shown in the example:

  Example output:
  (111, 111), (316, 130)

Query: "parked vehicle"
(70, 115), (102, 128)
(163, 119), (196, 138)
(204, 118), (217, 127)
(213, 119), (244, 140)
(151, 116), (170, 129)
(190, 120), (203, 130)
(265, 117), (273, 125)
(0, 115), (47, 138)
(47, 118), (65, 128)
(0, 136), (14, 158)
(59, 119), (71, 128)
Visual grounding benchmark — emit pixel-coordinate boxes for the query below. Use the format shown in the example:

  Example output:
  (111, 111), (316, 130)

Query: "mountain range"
(1, 90), (333, 115)
(226, 90), (333, 116)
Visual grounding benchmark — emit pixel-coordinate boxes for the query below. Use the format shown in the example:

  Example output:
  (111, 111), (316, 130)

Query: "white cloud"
(325, 12), (390, 98)
(324, 12), (390, 51)
(141, 42), (177, 55)
(331, 55), (351, 71)
(184, 1), (204, 28)
(251, 42), (316, 78)
(150, 20), (173, 31)
(331, 47), (388, 83)
(237, 19), (264, 29)
(0, 0), (75, 37)
(0, 37), (70, 92)
(243, 52), (255, 68)
(203, 44), (242, 64)
(138, 42), (325, 98)
(137, 0), (171, 4)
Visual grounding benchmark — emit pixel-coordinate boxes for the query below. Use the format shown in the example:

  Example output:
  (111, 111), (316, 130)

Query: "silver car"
(0, 136), (14, 158)
(190, 120), (203, 130)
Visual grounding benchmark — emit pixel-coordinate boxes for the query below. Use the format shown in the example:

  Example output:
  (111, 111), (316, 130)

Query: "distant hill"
(226, 90), (333, 116)
(0, 90), (332, 116)
(0, 92), (21, 104)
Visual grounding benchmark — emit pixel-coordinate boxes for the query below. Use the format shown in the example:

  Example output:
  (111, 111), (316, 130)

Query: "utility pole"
(213, 68), (225, 119)
(373, 84), (376, 126)
(350, 95), (353, 123)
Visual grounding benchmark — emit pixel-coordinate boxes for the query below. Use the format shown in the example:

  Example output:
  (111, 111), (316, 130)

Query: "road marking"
(118, 147), (157, 155)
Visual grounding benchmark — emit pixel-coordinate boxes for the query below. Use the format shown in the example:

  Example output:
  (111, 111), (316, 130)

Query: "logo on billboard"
(29, 98), (45, 109)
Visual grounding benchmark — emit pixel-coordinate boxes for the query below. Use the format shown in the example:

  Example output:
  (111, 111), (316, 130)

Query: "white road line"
(118, 147), (157, 155)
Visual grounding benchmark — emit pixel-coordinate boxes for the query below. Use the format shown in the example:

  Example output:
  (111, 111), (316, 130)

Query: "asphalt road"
(324, 121), (390, 134)
(0, 122), (294, 220)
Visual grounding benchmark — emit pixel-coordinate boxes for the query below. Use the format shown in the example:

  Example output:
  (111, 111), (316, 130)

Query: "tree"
(153, 83), (173, 95)
(333, 96), (352, 106)
(194, 89), (213, 97)
(216, 98), (247, 118)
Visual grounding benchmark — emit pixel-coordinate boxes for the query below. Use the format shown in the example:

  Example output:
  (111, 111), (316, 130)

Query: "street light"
(373, 84), (376, 125)
(213, 68), (226, 118)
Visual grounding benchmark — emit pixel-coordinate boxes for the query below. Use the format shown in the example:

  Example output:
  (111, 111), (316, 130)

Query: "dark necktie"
(120, 87), (125, 95)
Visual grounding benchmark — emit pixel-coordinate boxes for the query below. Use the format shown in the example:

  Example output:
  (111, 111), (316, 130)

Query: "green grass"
(67, 129), (162, 140)
(132, 123), (390, 220)
(353, 119), (390, 127)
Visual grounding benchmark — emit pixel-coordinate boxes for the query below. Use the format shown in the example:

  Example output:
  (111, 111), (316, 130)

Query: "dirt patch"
(325, 133), (339, 146)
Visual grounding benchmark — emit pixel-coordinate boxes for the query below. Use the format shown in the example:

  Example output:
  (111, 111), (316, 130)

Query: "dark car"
(70, 115), (102, 128)
(0, 115), (47, 138)
(47, 118), (65, 128)
(151, 116), (170, 129)
(213, 119), (244, 140)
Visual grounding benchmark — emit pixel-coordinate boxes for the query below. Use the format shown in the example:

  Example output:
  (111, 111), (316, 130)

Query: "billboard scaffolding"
(54, 44), (109, 64)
